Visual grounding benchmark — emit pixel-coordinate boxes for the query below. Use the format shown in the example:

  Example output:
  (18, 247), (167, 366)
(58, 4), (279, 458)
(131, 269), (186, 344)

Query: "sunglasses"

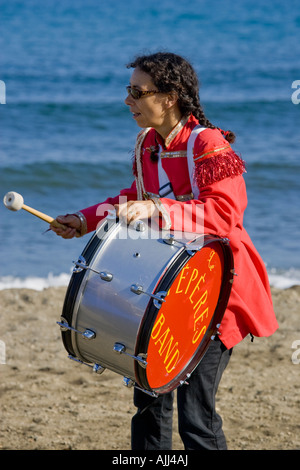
(126, 86), (159, 100)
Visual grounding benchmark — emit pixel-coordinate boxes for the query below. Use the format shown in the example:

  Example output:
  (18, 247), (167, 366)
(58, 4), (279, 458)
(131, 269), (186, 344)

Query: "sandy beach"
(0, 284), (299, 450)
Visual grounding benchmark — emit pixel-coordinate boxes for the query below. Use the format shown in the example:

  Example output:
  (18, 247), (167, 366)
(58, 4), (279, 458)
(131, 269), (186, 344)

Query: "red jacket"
(79, 115), (278, 349)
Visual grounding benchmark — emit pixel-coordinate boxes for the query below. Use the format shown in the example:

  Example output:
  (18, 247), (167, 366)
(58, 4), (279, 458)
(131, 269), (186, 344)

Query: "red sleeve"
(79, 180), (137, 233)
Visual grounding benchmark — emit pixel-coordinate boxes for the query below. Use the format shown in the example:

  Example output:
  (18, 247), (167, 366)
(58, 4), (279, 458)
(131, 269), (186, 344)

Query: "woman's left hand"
(114, 200), (156, 224)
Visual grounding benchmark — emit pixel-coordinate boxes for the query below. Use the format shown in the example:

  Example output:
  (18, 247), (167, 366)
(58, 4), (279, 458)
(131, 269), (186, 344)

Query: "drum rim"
(134, 235), (234, 394)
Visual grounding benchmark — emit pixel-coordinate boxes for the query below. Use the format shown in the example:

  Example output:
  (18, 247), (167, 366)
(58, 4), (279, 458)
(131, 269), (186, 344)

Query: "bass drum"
(59, 218), (234, 396)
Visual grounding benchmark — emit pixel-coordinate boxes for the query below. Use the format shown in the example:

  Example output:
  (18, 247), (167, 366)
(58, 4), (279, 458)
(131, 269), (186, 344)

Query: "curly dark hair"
(127, 52), (235, 144)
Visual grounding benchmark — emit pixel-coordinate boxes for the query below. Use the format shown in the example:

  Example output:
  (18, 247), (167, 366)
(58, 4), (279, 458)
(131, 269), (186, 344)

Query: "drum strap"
(186, 125), (206, 200)
(157, 125), (206, 200)
(157, 144), (176, 199)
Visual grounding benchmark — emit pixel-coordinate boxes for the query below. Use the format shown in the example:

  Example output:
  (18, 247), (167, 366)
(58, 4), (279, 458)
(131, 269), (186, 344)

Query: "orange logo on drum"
(174, 264), (210, 343)
(151, 313), (180, 374)
(150, 264), (210, 374)
(192, 306), (208, 344)
(175, 263), (207, 309)
(146, 243), (224, 391)
(208, 250), (216, 271)
(175, 264), (206, 297)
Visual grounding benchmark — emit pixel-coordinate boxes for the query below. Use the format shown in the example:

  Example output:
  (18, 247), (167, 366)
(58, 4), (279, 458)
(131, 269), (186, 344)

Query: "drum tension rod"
(67, 355), (106, 375)
(130, 284), (167, 306)
(57, 318), (96, 340)
(114, 342), (148, 368)
(123, 377), (158, 397)
(73, 255), (113, 281)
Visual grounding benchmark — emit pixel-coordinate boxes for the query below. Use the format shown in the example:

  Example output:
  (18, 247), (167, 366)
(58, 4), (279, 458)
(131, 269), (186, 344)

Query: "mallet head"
(3, 191), (24, 211)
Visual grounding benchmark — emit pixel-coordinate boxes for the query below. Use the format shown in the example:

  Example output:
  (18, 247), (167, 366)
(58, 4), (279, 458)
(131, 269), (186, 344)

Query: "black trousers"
(131, 338), (232, 450)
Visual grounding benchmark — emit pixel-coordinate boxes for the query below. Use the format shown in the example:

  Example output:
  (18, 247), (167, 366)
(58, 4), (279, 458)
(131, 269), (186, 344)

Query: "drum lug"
(130, 284), (167, 306)
(67, 355), (106, 374)
(92, 363), (106, 374)
(163, 234), (186, 247)
(99, 271), (113, 282)
(123, 377), (134, 388)
(113, 342), (148, 368)
(163, 234), (176, 245)
(83, 329), (96, 340)
(130, 284), (144, 295)
(134, 220), (146, 232)
(57, 318), (96, 340)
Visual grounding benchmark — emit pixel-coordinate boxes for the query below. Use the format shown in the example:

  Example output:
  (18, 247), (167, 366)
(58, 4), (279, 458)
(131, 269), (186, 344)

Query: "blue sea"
(0, 0), (299, 290)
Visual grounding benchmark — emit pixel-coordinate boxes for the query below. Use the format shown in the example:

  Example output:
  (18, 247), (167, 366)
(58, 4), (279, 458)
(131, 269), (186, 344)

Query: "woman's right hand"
(50, 214), (81, 239)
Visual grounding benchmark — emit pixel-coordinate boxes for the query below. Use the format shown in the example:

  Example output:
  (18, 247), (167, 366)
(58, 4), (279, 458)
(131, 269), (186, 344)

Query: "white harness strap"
(157, 126), (206, 200)
(157, 145), (176, 199)
(186, 125), (206, 199)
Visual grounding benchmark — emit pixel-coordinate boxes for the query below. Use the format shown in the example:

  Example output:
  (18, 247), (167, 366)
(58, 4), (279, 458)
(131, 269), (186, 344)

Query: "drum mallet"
(3, 191), (67, 231)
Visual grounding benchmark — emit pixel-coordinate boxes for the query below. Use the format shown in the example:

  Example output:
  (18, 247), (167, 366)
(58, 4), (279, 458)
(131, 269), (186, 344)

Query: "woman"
(51, 52), (278, 450)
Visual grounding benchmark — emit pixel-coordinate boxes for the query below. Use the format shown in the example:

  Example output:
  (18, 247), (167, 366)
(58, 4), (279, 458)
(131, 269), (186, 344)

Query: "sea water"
(0, 0), (299, 290)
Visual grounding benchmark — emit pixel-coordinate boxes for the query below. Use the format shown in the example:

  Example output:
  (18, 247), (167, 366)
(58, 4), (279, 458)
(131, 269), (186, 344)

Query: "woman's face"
(125, 67), (180, 137)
